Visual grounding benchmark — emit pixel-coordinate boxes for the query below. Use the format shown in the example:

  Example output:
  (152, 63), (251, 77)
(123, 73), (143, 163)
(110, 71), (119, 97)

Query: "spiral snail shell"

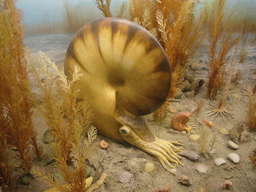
(64, 18), (183, 174)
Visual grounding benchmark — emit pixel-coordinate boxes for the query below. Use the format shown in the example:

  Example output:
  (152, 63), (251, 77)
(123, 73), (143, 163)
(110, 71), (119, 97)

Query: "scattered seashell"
(227, 153), (240, 164)
(227, 140), (239, 150)
(168, 106), (177, 113)
(221, 180), (233, 189)
(195, 164), (208, 174)
(178, 150), (200, 161)
(99, 139), (108, 149)
(219, 128), (229, 135)
(144, 162), (155, 173)
(151, 183), (172, 192)
(214, 158), (227, 166)
(229, 122), (252, 142)
(118, 172), (132, 183)
(189, 134), (200, 141)
(169, 169), (177, 175)
(240, 129), (252, 142)
(203, 120), (213, 128)
(179, 175), (191, 186)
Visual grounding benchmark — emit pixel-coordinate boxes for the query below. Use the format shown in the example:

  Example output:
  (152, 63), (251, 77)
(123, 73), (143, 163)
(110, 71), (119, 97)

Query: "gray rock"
(178, 150), (200, 161)
(118, 172), (132, 183)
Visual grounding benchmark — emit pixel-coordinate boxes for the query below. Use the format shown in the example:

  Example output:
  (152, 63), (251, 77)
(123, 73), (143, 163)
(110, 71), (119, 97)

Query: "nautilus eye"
(119, 126), (131, 136)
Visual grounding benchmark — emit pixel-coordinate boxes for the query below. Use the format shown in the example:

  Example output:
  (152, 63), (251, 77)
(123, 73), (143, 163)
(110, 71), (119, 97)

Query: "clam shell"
(214, 158), (227, 166)
(195, 164), (208, 174)
(219, 128), (229, 135)
(144, 162), (155, 173)
(189, 134), (200, 141)
(227, 140), (239, 150)
(227, 153), (240, 164)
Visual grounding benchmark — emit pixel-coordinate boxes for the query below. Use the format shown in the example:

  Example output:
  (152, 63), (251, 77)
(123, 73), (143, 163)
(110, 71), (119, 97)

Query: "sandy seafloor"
(10, 33), (256, 192)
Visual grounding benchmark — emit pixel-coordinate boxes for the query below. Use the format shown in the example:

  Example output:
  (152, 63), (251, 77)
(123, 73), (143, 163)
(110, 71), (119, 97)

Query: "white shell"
(227, 140), (239, 150)
(189, 134), (200, 141)
(144, 162), (155, 173)
(195, 164), (209, 173)
(219, 128), (229, 135)
(214, 158), (227, 166)
(227, 153), (240, 164)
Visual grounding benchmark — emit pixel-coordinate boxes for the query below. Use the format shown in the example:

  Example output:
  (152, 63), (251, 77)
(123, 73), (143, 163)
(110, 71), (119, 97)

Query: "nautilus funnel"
(64, 17), (171, 141)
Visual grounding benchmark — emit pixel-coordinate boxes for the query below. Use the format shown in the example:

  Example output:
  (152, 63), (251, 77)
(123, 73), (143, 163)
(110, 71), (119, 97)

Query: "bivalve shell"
(227, 140), (239, 150)
(219, 128), (229, 135)
(189, 134), (200, 141)
(227, 153), (240, 164)
(214, 158), (227, 166)
(195, 164), (209, 174)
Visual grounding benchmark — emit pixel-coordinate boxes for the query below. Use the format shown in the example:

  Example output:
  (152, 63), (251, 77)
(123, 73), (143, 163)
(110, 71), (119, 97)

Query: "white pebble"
(214, 158), (227, 166)
(227, 140), (239, 150)
(189, 134), (200, 141)
(227, 153), (240, 164)
(219, 128), (229, 135)
(196, 164), (209, 173)
(144, 162), (155, 173)
(118, 172), (132, 183)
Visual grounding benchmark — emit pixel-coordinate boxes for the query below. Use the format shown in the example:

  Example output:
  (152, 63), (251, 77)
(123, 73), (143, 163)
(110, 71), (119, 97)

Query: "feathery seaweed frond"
(0, 0), (42, 176)
(93, 0), (112, 17)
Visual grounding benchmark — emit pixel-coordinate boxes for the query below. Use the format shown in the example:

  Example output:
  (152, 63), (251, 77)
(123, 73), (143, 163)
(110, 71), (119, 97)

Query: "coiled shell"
(64, 18), (171, 141)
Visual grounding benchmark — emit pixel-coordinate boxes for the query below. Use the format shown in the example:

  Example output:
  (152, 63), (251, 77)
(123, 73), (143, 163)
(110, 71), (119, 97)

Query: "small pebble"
(214, 158), (227, 166)
(227, 153), (240, 164)
(227, 140), (239, 150)
(118, 172), (132, 183)
(169, 168), (177, 175)
(219, 128), (229, 135)
(144, 162), (155, 173)
(179, 175), (191, 186)
(189, 134), (200, 141)
(195, 164), (208, 174)
(20, 173), (33, 185)
(178, 150), (200, 161)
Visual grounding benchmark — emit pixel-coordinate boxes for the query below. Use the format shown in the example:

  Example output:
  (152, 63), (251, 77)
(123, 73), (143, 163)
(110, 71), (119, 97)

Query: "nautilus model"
(64, 17), (183, 174)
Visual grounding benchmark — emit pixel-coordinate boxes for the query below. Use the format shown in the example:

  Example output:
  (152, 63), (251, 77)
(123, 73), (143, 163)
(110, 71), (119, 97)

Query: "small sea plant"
(207, 27), (242, 121)
(203, 0), (238, 99)
(199, 125), (218, 158)
(27, 51), (104, 191)
(27, 50), (93, 164)
(249, 148), (256, 168)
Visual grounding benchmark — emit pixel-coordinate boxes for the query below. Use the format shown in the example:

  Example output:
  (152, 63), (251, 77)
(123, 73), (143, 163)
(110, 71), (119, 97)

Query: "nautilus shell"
(64, 18), (171, 142)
